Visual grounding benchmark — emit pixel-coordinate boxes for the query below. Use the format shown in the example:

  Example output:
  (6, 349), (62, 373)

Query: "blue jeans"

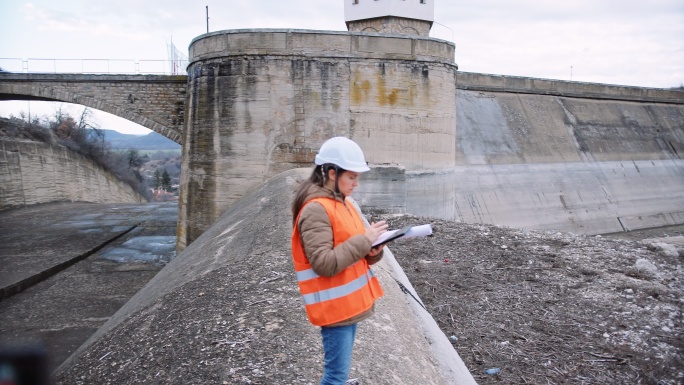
(320, 323), (358, 385)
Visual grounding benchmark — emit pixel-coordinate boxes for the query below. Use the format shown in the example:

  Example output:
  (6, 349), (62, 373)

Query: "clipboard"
(372, 225), (412, 248)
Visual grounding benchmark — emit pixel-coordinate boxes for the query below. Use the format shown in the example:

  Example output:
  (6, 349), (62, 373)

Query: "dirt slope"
(378, 212), (683, 385)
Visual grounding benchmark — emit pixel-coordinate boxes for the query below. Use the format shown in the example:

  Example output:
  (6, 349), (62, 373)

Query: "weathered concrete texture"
(451, 88), (684, 234)
(353, 165), (408, 215)
(347, 17), (432, 36)
(457, 72), (684, 104)
(401, 160), (684, 235)
(189, 29), (454, 64)
(0, 139), (145, 210)
(0, 73), (187, 142)
(179, 30), (457, 249)
(356, 88), (684, 235)
(56, 168), (476, 385)
(454, 90), (684, 165)
(0, 202), (177, 373)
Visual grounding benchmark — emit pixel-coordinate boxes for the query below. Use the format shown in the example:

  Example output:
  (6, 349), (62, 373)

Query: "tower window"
(420, 0), (426, 3)
(353, 0), (359, 4)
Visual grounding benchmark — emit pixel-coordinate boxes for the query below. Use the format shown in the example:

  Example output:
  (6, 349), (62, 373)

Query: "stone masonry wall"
(0, 139), (144, 209)
(347, 17), (432, 36)
(0, 74), (187, 143)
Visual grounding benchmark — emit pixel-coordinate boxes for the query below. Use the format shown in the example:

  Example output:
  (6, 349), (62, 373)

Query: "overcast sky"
(1, 0), (682, 134)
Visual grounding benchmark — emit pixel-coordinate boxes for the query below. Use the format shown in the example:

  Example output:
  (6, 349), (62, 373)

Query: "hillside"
(98, 129), (180, 151)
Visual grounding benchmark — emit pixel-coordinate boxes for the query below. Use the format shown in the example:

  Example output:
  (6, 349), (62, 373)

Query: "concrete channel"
(0, 201), (178, 375)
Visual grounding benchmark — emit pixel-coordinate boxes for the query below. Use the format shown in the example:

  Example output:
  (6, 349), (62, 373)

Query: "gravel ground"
(372, 211), (684, 385)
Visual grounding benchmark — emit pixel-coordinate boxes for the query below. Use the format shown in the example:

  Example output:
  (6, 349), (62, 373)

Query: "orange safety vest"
(291, 197), (384, 326)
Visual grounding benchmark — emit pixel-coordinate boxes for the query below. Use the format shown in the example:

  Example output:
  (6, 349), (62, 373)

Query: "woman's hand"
(365, 220), (388, 245)
(367, 244), (384, 257)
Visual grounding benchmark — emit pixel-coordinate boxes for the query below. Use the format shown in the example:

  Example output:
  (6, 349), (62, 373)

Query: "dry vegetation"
(1, 115), (150, 198)
(375, 212), (683, 385)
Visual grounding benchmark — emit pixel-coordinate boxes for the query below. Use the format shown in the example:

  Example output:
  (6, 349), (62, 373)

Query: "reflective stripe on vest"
(299, 267), (376, 305)
(291, 196), (384, 326)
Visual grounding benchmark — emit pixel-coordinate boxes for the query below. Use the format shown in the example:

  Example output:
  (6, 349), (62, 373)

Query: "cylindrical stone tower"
(178, 4), (455, 250)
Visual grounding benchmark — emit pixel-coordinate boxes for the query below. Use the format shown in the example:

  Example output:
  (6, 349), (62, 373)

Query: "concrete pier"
(179, 29), (458, 249)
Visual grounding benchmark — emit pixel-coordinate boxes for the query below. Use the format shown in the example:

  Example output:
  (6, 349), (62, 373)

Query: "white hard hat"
(315, 137), (371, 172)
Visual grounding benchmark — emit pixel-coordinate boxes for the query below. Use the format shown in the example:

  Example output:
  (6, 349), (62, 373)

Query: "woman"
(291, 137), (388, 385)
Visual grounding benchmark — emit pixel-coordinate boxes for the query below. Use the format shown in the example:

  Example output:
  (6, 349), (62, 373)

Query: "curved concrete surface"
(356, 88), (684, 235)
(179, 29), (458, 249)
(55, 168), (476, 385)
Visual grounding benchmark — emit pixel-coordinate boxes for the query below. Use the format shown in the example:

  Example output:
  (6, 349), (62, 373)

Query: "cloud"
(20, 2), (157, 45)
(3, 0), (683, 87)
(437, 0), (684, 87)
(21, 2), (87, 32)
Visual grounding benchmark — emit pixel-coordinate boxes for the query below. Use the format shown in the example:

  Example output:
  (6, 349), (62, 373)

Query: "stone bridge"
(0, 73), (187, 143)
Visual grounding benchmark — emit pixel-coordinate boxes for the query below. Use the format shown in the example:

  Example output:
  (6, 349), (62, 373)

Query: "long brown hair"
(291, 164), (346, 224)
(292, 165), (325, 225)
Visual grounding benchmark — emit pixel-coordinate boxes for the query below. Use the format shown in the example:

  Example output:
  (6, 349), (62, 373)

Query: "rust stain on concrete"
(351, 78), (371, 105)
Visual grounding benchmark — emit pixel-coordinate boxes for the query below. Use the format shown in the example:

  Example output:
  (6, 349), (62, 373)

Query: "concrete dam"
(357, 72), (684, 236)
(2, 7), (682, 382)
(178, 29), (684, 249)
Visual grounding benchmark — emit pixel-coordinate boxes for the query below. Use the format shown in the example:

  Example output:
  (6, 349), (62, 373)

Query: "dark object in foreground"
(0, 343), (51, 385)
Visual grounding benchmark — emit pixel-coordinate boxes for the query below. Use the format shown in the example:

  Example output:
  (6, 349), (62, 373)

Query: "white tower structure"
(344, 0), (435, 36)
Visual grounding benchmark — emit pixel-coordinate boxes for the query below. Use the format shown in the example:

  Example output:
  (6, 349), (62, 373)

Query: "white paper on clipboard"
(372, 224), (432, 247)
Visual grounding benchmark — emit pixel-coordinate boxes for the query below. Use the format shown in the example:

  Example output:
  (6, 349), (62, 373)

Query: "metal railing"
(0, 58), (188, 75)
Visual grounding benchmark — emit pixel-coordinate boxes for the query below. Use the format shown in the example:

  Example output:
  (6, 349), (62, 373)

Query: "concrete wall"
(179, 29), (684, 248)
(356, 82), (684, 235)
(3, 57), (681, 243)
(457, 72), (683, 104)
(0, 139), (144, 209)
(0, 73), (187, 142)
(178, 29), (457, 249)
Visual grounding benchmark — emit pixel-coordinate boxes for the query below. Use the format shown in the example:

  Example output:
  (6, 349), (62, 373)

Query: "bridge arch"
(0, 73), (187, 143)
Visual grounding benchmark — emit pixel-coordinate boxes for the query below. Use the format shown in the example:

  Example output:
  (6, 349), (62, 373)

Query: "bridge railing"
(0, 58), (188, 75)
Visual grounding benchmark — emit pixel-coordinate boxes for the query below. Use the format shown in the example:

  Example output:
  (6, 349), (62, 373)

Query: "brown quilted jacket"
(296, 183), (384, 326)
